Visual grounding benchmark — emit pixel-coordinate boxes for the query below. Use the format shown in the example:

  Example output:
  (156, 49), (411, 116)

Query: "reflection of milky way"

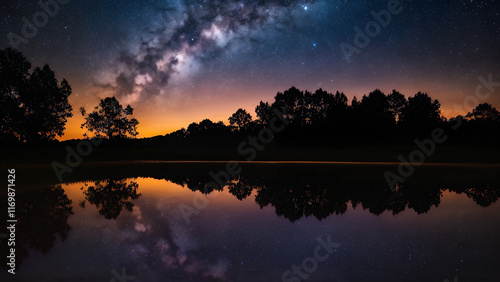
(96, 0), (318, 104)
(113, 201), (229, 281)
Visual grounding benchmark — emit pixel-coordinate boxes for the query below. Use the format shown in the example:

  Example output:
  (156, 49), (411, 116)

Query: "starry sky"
(1, 0), (499, 140)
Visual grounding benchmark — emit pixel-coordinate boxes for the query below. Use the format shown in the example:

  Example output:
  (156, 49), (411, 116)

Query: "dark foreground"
(0, 162), (499, 281)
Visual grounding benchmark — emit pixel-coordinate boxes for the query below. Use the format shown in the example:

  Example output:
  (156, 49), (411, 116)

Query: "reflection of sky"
(9, 178), (500, 281)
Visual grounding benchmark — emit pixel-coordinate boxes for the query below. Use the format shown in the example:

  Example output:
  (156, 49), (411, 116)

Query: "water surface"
(2, 163), (500, 281)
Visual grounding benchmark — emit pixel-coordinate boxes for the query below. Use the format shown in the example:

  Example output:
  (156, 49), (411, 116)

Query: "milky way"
(91, 0), (324, 104)
(1, 0), (499, 138)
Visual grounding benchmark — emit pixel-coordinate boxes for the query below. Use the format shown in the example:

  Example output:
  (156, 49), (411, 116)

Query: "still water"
(2, 163), (500, 281)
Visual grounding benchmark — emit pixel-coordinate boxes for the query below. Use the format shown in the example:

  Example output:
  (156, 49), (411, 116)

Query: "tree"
(185, 119), (228, 137)
(400, 92), (442, 129)
(199, 119), (226, 133)
(255, 101), (273, 125)
(186, 122), (201, 136)
(169, 128), (187, 139)
(273, 87), (303, 126)
(357, 89), (394, 128)
(324, 90), (349, 127)
(80, 97), (139, 139)
(387, 90), (407, 123)
(23, 66), (73, 142)
(0, 49), (29, 142)
(351, 96), (360, 109)
(228, 108), (252, 131)
(309, 89), (332, 125)
(466, 103), (499, 123)
(0, 48), (73, 142)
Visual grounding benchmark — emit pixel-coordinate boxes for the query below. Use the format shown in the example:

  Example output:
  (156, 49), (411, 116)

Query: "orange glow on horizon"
(62, 177), (259, 209)
(58, 102), (476, 141)
(59, 74), (499, 141)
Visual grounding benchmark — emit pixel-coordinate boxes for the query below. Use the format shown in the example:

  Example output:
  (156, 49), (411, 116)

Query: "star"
(1, 0), (497, 141)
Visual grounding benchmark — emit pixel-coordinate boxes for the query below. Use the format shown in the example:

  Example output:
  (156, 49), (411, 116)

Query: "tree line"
(169, 87), (499, 147)
(1, 48), (499, 146)
(0, 48), (139, 143)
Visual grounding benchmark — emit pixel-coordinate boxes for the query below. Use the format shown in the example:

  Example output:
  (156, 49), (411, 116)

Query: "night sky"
(1, 0), (499, 139)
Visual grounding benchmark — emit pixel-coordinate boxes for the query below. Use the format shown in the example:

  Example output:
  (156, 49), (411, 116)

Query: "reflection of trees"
(464, 187), (499, 207)
(255, 180), (497, 221)
(405, 187), (443, 214)
(1, 185), (73, 269)
(161, 167), (224, 194)
(228, 176), (254, 200)
(255, 182), (349, 222)
(127, 163), (500, 222)
(80, 179), (141, 220)
(151, 165), (499, 222)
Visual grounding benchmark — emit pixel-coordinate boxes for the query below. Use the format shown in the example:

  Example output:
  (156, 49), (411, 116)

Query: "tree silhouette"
(228, 108), (252, 131)
(184, 119), (228, 138)
(85, 163), (499, 223)
(388, 90), (407, 123)
(357, 89), (394, 128)
(466, 103), (499, 123)
(80, 96), (139, 139)
(400, 92), (442, 129)
(326, 90), (349, 125)
(273, 87), (303, 126)
(0, 48), (28, 143)
(255, 101), (273, 125)
(0, 48), (73, 143)
(154, 85), (499, 156)
(80, 179), (141, 220)
(309, 89), (332, 125)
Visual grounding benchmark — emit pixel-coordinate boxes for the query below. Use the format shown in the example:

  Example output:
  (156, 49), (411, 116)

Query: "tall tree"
(387, 90), (407, 123)
(255, 101), (273, 125)
(0, 48), (73, 142)
(80, 97), (139, 139)
(273, 87), (303, 126)
(0, 49), (26, 142)
(358, 89), (393, 128)
(400, 92), (442, 129)
(326, 90), (349, 127)
(228, 108), (252, 131)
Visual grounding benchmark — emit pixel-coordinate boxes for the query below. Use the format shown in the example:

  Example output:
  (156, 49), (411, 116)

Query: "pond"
(2, 163), (500, 281)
